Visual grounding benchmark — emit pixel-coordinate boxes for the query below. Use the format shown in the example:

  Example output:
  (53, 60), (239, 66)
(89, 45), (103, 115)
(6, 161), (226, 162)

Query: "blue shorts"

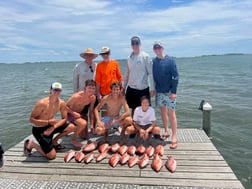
(102, 116), (119, 129)
(156, 92), (176, 110)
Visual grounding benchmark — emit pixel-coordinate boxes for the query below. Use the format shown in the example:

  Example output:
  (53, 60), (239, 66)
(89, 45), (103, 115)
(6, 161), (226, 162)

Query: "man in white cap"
(95, 47), (123, 100)
(152, 41), (179, 149)
(24, 82), (75, 159)
(73, 48), (98, 93)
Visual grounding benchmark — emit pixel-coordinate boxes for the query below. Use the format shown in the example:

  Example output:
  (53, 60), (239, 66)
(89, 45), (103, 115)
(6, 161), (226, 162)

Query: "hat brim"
(80, 53), (98, 59)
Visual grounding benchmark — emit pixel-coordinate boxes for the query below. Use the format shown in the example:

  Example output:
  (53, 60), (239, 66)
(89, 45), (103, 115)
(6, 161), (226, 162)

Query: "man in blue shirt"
(152, 41), (179, 149)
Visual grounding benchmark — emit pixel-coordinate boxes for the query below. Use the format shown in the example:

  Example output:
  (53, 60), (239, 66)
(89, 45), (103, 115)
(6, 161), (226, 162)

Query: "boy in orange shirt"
(95, 47), (123, 100)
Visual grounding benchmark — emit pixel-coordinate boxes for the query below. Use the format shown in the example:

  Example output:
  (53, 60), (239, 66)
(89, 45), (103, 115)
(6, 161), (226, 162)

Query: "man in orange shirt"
(95, 47), (123, 100)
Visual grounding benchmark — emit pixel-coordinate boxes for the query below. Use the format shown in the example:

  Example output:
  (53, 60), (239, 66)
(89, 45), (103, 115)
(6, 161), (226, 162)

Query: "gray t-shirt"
(124, 51), (154, 91)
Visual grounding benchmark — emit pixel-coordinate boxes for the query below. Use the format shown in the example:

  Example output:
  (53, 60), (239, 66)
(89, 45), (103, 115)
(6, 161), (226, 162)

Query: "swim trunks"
(101, 116), (119, 129)
(156, 92), (176, 110)
(32, 122), (69, 154)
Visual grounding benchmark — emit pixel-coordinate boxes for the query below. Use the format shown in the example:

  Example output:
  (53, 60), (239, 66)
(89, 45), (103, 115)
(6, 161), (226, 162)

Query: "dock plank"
(0, 128), (244, 189)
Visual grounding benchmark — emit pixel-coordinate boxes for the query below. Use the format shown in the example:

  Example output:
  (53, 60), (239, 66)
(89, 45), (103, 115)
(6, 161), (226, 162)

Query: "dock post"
(0, 143), (4, 167)
(198, 100), (213, 137)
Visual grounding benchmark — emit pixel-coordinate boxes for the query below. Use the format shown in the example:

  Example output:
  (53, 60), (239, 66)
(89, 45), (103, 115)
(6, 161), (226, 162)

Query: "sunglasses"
(89, 65), (94, 73)
(131, 42), (140, 46)
(52, 89), (62, 92)
(101, 52), (110, 56)
(153, 45), (162, 50)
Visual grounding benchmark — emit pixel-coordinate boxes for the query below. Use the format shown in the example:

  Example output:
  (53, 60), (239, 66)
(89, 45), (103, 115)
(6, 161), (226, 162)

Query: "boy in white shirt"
(127, 96), (160, 143)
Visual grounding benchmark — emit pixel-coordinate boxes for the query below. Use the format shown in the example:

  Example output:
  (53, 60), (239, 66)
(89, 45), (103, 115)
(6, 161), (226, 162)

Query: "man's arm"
(116, 97), (130, 123)
(146, 56), (155, 96)
(94, 96), (107, 125)
(66, 95), (81, 118)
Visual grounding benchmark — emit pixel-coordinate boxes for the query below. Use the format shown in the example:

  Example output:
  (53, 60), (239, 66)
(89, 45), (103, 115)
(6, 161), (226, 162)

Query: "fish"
(128, 155), (139, 168)
(98, 143), (110, 153)
(151, 154), (163, 172)
(96, 149), (109, 162)
(136, 145), (146, 155)
(110, 143), (120, 153)
(138, 153), (149, 168)
(154, 144), (164, 156)
(146, 145), (155, 157)
(83, 152), (94, 164)
(118, 145), (128, 155)
(82, 141), (97, 153)
(165, 156), (177, 173)
(109, 153), (120, 167)
(119, 153), (130, 165)
(64, 150), (76, 163)
(75, 151), (85, 163)
(127, 145), (136, 156)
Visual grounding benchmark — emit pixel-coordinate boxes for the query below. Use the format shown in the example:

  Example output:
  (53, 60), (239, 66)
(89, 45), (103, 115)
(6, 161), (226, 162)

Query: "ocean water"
(0, 54), (251, 188)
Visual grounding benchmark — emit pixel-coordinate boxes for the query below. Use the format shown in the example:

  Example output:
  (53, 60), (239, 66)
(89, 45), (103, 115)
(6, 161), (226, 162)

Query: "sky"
(0, 0), (251, 63)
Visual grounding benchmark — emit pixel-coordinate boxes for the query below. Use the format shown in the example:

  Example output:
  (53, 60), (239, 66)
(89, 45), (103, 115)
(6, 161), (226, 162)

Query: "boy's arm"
(94, 96), (107, 125)
(117, 97), (130, 123)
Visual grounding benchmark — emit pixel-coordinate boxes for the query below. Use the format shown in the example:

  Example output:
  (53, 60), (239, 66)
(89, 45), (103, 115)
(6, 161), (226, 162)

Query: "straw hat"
(80, 48), (98, 59)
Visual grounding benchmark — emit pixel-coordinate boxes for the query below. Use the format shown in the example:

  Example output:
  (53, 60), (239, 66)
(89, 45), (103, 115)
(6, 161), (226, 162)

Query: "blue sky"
(0, 0), (251, 63)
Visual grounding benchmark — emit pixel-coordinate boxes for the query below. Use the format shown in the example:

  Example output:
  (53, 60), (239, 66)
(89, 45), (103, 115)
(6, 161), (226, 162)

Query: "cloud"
(0, 0), (251, 63)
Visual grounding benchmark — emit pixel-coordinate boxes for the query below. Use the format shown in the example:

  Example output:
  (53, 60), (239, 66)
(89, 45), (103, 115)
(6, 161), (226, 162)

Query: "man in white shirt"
(124, 36), (155, 116)
(73, 48), (98, 93)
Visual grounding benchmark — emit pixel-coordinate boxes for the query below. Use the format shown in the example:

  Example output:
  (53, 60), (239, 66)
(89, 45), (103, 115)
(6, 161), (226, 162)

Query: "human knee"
(46, 150), (56, 160)
(95, 127), (105, 135)
(153, 126), (160, 134)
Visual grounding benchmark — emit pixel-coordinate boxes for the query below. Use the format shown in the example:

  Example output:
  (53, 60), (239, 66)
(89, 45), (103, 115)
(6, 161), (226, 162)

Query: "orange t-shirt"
(95, 59), (123, 95)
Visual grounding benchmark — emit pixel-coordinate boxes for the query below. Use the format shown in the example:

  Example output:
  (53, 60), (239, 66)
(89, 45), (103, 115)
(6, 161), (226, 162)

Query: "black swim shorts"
(32, 122), (69, 154)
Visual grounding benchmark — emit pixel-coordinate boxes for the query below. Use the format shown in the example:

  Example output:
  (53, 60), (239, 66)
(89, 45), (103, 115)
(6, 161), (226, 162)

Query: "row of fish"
(64, 141), (176, 172)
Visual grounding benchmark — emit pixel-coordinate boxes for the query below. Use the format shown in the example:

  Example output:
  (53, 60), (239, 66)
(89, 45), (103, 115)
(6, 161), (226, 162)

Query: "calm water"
(0, 54), (251, 188)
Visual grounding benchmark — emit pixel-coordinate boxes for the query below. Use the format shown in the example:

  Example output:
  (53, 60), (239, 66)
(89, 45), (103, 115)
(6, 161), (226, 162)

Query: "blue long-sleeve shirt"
(153, 55), (179, 94)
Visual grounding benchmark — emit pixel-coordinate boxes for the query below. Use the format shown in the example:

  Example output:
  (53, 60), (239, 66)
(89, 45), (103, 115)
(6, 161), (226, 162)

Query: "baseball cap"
(51, 82), (62, 90)
(99, 47), (110, 55)
(153, 41), (163, 49)
(131, 36), (141, 45)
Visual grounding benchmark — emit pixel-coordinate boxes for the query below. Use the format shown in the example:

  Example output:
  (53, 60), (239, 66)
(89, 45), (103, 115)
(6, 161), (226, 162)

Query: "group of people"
(23, 36), (179, 160)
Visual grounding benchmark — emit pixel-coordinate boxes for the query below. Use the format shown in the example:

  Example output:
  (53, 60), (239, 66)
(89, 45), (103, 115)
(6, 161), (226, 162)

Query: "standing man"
(124, 36), (155, 115)
(73, 48), (98, 93)
(66, 80), (96, 147)
(95, 47), (123, 100)
(25, 82), (75, 160)
(152, 41), (179, 149)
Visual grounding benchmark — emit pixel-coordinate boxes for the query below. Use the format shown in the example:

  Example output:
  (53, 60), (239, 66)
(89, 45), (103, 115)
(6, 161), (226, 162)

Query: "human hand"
(98, 121), (105, 128)
(48, 118), (58, 125)
(170, 93), (176, 100)
(150, 90), (155, 97)
(43, 126), (54, 136)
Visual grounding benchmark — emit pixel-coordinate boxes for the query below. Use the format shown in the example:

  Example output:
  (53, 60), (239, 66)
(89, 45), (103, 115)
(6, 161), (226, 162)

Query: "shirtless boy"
(24, 82), (75, 160)
(66, 79), (96, 147)
(95, 81), (132, 143)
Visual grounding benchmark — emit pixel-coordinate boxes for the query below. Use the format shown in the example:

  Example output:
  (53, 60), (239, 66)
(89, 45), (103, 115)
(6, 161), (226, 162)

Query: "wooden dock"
(0, 128), (244, 189)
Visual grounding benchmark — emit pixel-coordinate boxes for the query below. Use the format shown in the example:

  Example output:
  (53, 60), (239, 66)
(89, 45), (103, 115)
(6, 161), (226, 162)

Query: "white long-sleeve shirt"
(73, 61), (96, 92)
(124, 51), (154, 91)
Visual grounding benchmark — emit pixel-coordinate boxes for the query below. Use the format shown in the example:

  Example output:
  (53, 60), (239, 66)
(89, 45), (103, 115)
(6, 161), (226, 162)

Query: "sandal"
(169, 141), (178, 149)
(53, 144), (66, 150)
(160, 133), (170, 141)
(23, 139), (32, 156)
